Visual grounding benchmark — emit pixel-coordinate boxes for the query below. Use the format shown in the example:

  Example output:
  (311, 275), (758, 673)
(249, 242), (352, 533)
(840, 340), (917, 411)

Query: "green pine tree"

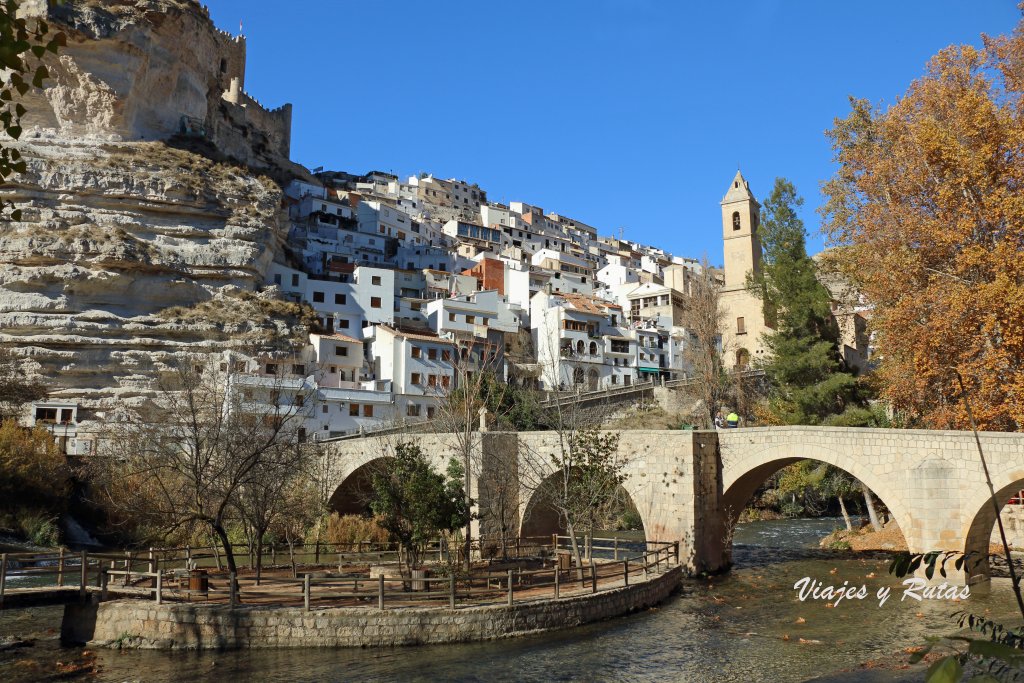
(747, 178), (864, 425)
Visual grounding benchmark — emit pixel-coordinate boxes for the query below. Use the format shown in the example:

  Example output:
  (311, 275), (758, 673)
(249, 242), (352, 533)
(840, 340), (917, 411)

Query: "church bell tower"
(721, 170), (762, 290)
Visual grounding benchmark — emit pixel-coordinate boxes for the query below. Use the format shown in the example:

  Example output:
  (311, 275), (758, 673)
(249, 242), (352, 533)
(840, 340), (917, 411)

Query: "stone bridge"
(324, 426), (1024, 585)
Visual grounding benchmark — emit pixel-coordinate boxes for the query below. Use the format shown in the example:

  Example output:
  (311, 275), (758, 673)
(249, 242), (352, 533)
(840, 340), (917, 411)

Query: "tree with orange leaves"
(821, 10), (1024, 431)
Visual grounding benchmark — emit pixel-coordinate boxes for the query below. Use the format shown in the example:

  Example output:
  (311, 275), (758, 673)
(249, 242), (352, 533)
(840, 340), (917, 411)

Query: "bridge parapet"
(324, 426), (1024, 584)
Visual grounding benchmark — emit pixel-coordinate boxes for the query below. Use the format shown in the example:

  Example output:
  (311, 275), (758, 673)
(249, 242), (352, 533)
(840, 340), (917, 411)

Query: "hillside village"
(2, 0), (872, 451)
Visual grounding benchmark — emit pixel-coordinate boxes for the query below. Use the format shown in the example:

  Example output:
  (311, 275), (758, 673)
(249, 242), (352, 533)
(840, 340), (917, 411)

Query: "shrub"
(617, 508), (643, 531)
(325, 513), (391, 547)
(0, 420), (69, 512)
(18, 513), (60, 547)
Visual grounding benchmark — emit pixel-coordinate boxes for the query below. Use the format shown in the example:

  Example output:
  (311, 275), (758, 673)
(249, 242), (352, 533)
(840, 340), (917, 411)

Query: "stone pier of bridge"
(324, 426), (1024, 585)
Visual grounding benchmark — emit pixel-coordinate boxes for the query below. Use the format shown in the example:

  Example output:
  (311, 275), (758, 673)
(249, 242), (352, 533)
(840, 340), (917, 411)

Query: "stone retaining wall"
(63, 567), (681, 650)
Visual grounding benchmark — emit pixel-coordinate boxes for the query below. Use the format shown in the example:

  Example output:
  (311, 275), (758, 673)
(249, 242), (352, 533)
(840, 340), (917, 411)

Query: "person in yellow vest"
(726, 412), (740, 428)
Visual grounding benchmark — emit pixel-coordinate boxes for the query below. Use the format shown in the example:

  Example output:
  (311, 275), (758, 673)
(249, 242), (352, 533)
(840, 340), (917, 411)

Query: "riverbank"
(818, 520), (908, 552)
(66, 565), (682, 650)
(5, 518), (1022, 682)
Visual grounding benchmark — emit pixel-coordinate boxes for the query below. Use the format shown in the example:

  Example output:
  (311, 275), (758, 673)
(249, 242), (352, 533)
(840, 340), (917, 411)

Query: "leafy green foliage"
(473, 371), (540, 431)
(0, 0), (64, 214)
(558, 428), (627, 533)
(370, 442), (471, 573)
(17, 511), (59, 546)
(544, 427), (628, 573)
(747, 178), (865, 425)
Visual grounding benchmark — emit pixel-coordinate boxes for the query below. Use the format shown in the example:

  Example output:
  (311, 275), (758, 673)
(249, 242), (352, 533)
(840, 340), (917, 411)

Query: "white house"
(530, 291), (635, 390)
(366, 325), (456, 421)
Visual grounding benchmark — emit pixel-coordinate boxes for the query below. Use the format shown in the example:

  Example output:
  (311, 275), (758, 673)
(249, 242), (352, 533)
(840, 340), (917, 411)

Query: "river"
(2, 518), (1020, 682)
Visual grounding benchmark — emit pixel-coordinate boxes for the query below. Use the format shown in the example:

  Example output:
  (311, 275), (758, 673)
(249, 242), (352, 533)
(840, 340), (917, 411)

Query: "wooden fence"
(0, 537), (678, 611)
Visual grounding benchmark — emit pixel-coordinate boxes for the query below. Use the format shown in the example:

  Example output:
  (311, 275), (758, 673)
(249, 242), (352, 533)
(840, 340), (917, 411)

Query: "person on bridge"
(726, 412), (740, 428)
(714, 412), (725, 429)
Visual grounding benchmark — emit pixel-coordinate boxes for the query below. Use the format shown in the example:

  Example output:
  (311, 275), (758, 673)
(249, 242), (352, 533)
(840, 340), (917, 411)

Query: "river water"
(2, 518), (1020, 682)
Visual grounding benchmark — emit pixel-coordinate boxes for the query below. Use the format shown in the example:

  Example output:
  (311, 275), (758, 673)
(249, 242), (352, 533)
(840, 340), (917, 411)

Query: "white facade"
(530, 291), (636, 391)
(367, 325), (455, 419)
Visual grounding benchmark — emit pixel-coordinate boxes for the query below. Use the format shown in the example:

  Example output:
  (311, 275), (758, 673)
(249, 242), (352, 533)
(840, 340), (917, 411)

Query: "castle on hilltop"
(19, 0), (292, 171)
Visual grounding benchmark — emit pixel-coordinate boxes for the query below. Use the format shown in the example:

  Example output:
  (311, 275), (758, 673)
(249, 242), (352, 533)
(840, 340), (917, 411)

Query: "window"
(732, 212), (741, 231)
(737, 317), (746, 334)
(336, 346), (348, 357)
(363, 405), (374, 417)
(448, 312), (456, 322)
(339, 319), (350, 329)
(441, 376), (450, 389)
(291, 274), (300, 287)
(411, 347), (421, 359)
(407, 404), (421, 417)
(265, 363), (277, 375)
(442, 350), (452, 362)
(273, 274), (282, 285)
(312, 291), (324, 303)
(411, 373), (421, 384)
(428, 348), (437, 360)
(335, 293), (347, 305)
(428, 375), (437, 387)
(427, 406), (435, 419)
(372, 276), (382, 286)
(466, 315), (475, 325)
(330, 366), (337, 373)
(292, 364), (304, 375)
(371, 297), (381, 308)
(34, 407), (58, 422)
(349, 403), (359, 416)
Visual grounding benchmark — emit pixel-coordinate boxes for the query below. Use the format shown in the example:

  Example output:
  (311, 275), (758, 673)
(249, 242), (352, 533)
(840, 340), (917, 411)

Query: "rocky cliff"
(0, 0), (311, 423)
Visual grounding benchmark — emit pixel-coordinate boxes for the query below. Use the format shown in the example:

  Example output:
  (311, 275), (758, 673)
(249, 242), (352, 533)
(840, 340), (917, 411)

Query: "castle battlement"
(17, 0), (290, 172)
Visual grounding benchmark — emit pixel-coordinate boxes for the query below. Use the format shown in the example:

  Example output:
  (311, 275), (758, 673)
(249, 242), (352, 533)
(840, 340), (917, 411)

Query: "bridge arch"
(519, 470), (647, 542)
(329, 457), (393, 516)
(961, 464), (1024, 583)
(721, 438), (912, 552)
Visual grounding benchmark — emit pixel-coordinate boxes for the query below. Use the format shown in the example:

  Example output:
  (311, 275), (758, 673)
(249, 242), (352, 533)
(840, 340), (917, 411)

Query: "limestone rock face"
(18, 0), (293, 168)
(0, 1), (310, 423)
(0, 138), (307, 419)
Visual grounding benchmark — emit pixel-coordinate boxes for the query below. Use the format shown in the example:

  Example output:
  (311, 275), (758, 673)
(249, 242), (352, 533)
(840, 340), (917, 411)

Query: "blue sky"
(207, 1), (1019, 263)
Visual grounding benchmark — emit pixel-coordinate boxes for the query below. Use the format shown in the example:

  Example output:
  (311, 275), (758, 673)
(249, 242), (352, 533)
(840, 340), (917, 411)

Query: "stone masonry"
(328, 426), (1024, 585)
(65, 567), (681, 650)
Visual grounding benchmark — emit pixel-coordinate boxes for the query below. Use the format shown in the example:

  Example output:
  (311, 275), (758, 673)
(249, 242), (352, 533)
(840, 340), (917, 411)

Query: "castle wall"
(18, 0), (289, 169)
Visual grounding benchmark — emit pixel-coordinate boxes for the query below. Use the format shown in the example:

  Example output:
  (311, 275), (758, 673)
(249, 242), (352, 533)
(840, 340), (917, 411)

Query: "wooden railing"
(0, 537), (679, 612)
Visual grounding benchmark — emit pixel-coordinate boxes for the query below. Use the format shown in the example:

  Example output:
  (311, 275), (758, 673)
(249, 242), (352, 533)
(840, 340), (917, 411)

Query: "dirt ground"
(820, 520), (909, 551)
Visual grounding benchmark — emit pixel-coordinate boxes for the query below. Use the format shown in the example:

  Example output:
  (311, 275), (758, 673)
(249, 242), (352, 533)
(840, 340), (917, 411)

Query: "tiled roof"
(561, 292), (623, 314)
(322, 333), (362, 344)
(378, 325), (456, 345)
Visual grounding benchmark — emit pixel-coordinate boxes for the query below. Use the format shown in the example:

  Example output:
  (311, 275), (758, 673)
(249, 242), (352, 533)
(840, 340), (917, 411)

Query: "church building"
(718, 171), (771, 368)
